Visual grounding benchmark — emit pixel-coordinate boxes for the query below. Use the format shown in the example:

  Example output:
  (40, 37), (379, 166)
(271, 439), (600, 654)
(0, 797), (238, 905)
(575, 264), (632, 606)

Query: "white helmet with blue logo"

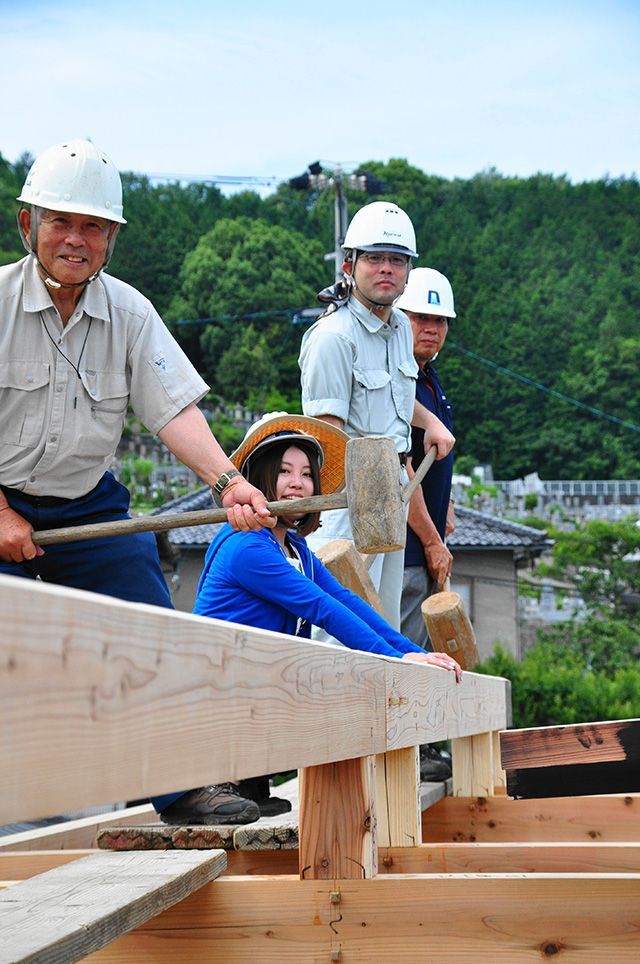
(396, 267), (456, 318)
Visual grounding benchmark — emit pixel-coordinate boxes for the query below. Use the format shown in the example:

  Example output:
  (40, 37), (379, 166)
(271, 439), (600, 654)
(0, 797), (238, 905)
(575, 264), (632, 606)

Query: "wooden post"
(375, 747), (421, 848)
(298, 756), (377, 880)
(451, 732), (494, 797)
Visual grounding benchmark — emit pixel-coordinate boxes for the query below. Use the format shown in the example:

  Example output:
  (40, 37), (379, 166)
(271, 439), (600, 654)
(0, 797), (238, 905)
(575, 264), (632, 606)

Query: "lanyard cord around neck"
(39, 311), (93, 408)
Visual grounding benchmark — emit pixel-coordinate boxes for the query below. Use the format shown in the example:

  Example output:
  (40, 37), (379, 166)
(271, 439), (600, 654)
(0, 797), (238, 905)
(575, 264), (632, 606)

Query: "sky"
(1, 0), (639, 192)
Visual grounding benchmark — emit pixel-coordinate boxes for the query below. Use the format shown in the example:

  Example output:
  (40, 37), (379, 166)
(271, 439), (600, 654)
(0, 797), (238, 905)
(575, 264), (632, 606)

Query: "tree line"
(2, 151), (639, 480)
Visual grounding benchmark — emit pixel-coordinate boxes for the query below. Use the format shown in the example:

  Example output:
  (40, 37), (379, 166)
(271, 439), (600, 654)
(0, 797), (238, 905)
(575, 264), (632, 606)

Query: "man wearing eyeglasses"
(299, 201), (455, 630)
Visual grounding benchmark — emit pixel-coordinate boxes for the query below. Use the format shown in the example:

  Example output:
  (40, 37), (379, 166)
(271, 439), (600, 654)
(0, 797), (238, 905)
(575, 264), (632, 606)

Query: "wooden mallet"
(30, 436), (434, 552)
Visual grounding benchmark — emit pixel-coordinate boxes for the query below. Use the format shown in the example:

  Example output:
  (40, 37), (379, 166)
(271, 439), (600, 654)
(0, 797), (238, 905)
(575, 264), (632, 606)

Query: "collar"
(348, 293), (404, 334)
(21, 255), (111, 323)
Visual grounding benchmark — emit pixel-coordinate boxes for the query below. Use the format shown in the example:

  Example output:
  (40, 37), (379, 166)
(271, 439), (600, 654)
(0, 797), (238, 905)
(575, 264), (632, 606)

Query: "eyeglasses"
(358, 252), (410, 268)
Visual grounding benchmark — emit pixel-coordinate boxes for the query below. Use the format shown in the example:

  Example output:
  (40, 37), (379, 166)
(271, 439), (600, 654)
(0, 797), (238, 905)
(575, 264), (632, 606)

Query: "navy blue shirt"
(404, 361), (454, 566)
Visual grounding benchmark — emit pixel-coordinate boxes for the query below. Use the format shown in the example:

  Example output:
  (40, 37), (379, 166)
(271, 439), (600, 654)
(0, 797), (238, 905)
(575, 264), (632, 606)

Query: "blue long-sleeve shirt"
(193, 524), (425, 659)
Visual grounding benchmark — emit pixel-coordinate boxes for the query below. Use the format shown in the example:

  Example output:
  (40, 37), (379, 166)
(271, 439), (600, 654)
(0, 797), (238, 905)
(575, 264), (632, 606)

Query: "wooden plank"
(299, 757), (377, 879)
(0, 575), (508, 824)
(96, 824), (237, 851)
(452, 732), (494, 797)
(83, 875), (640, 962)
(0, 849), (227, 964)
(500, 718), (640, 770)
(375, 748), (420, 848)
(506, 759), (640, 799)
(423, 794), (640, 842)
(0, 805), (155, 853)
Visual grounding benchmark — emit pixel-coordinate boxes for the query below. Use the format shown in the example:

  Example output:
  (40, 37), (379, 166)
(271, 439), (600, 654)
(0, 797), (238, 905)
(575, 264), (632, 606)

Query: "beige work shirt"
(0, 257), (208, 498)
(298, 295), (418, 453)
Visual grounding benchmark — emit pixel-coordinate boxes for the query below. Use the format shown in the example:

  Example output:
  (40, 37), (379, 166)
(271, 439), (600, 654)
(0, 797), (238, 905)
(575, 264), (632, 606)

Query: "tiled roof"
(450, 506), (550, 552)
(153, 490), (550, 554)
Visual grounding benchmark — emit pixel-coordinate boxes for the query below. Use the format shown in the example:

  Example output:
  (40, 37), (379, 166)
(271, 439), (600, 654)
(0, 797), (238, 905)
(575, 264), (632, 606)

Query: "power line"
(176, 304), (640, 435)
(447, 339), (640, 434)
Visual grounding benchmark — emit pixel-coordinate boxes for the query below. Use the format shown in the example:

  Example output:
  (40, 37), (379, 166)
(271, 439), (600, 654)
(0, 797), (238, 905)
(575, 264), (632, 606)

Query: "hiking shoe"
(159, 784), (260, 825)
(237, 777), (293, 818)
(419, 745), (452, 783)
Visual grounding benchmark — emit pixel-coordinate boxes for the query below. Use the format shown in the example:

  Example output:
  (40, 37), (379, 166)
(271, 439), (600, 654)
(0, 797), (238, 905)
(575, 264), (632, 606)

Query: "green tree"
(169, 217), (327, 408)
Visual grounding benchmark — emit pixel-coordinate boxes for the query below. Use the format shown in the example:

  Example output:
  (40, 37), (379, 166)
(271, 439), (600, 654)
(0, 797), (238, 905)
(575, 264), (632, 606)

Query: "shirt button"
(29, 475), (36, 482)
(56, 385), (63, 393)
(50, 436), (57, 443)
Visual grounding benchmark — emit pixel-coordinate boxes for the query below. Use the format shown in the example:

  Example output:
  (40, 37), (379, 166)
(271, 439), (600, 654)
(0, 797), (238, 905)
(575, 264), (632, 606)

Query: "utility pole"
(288, 162), (384, 284)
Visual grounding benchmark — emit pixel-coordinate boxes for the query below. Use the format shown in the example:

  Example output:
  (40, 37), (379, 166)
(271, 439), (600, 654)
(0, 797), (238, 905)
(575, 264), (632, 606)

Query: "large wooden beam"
(78, 875), (640, 961)
(0, 849), (226, 964)
(0, 575), (508, 824)
(500, 718), (640, 769)
(423, 794), (640, 842)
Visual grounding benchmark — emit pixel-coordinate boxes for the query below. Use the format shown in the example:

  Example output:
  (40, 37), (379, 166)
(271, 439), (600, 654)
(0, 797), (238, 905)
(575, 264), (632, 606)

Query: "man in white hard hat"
(396, 267), (456, 646)
(0, 139), (273, 601)
(299, 202), (455, 630)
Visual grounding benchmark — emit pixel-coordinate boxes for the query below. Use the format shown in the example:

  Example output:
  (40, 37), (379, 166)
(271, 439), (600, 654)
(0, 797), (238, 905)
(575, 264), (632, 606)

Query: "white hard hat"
(396, 267), (456, 318)
(17, 139), (126, 224)
(343, 201), (418, 258)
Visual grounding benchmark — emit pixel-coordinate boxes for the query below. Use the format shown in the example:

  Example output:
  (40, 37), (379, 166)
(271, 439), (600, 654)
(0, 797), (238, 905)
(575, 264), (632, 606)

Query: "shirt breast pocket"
(351, 367), (392, 431)
(0, 361), (50, 447)
(76, 370), (130, 455)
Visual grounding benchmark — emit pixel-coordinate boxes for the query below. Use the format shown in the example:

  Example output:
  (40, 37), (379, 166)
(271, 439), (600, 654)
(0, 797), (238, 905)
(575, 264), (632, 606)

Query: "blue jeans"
(0, 472), (172, 608)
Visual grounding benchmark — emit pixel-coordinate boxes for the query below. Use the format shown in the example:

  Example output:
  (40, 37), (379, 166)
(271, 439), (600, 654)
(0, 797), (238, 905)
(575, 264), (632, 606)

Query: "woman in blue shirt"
(156, 413), (461, 826)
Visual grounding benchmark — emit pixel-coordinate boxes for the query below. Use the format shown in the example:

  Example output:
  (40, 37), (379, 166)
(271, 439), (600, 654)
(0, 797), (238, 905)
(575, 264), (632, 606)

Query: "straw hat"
(231, 412), (349, 494)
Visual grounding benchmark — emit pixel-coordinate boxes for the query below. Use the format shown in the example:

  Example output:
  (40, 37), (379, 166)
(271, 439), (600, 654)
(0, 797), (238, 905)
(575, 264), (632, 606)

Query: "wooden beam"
(0, 848), (300, 881)
(0, 575), (509, 824)
(299, 756), (376, 879)
(500, 718), (640, 769)
(423, 794), (640, 842)
(375, 747), (421, 848)
(506, 759), (640, 799)
(75, 875), (640, 961)
(379, 842), (640, 874)
(5, 840), (640, 885)
(0, 849), (226, 964)
(0, 805), (154, 853)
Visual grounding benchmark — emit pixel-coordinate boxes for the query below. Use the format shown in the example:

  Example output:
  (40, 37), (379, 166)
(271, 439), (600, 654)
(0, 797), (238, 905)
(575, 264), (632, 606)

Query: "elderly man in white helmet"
(299, 201), (455, 631)
(0, 140), (272, 610)
(396, 268), (456, 645)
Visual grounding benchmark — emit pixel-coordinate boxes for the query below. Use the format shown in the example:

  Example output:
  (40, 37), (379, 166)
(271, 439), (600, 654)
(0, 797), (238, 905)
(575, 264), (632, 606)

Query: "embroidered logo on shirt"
(154, 355), (167, 371)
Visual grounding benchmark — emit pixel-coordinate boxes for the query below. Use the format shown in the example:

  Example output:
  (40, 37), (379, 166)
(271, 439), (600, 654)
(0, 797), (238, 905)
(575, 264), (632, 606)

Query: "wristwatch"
(212, 469), (242, 507)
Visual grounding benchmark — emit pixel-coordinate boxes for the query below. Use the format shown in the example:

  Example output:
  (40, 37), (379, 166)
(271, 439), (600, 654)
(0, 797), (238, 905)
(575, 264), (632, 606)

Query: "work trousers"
(0, 472), (172, 608)
(400, 565), (435, 651)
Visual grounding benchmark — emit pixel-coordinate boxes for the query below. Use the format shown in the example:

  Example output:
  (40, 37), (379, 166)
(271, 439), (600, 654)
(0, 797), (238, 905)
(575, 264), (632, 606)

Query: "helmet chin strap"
(38, 258), (102, 290)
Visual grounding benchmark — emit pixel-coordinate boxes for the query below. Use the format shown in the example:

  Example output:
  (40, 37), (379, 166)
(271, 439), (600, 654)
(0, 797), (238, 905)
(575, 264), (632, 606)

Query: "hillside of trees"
(2, 151), (638, 479)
